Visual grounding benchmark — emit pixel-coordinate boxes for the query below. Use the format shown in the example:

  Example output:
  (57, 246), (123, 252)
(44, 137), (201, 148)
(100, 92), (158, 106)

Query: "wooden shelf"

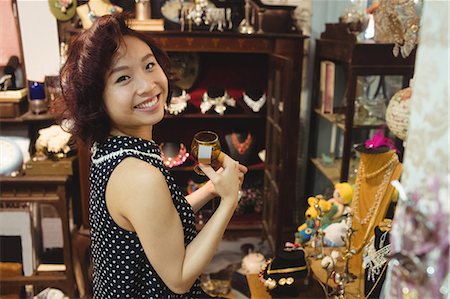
(311, 157), (341, 185)
(0, 175), (76, 297)
(314, 108), (386, 130)
(311, 158), (356, 185)
(314, 108), (345, 130)
(0, 111), (55, 123)
(164, 113), (265, 120)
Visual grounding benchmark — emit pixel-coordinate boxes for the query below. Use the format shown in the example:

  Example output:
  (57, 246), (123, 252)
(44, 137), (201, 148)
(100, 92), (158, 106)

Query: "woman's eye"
(146, 62), (155, 70)
(116, 75), (129, 83)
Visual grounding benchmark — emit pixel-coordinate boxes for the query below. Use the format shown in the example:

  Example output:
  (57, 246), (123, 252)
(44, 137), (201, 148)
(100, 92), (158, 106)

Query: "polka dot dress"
(89, 136), (208, 298)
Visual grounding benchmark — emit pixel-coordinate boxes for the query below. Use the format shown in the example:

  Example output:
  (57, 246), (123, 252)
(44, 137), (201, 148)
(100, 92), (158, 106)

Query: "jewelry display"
(363, 232), (390, 282)
(363, 220), (392, 298)
(243, 90), (266, 113)
(87, 2), (118, 22)
(352, 154), (398, 225)
(258, 248), (309, 296)
(165, 90), (191, 115)
(341, 216), (357, 283)
(159, 143), (190, 168)
(235, 179), (263, 215)
(309, 197), (326, 260)
(200, 89), (235, 115)
(231, 133), (252, 155)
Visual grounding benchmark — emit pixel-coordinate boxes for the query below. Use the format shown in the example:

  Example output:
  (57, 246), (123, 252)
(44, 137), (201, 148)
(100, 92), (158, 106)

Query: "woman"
(60, 13), (247, 298)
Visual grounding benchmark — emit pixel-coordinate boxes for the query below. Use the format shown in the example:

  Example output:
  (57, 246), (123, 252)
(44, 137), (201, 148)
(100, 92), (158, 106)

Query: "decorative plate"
(0, 137), (24, 176)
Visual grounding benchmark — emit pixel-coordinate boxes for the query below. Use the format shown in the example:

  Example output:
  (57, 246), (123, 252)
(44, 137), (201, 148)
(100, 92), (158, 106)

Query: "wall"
(0, 0), (22, 66)
(16, 0), (60, 82)
(296, 0), (350, 220)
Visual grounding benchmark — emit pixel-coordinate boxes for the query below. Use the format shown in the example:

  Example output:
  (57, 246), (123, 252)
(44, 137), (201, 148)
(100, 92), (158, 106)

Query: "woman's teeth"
(135, 97), (158, 109)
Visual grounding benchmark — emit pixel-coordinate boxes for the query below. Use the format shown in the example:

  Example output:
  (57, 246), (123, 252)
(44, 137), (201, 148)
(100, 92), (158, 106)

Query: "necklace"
(165, 90), (190, 115)
(87, 2), (118, 22)
(91, 143), (162, 165)
(363, 233), (391, 282)
(243, 92), (266, 113)
(231, 133), (252, 155)
(352, 154), (398, 225)
(200, 91), (236, 115)
(159, 143), (189, 168)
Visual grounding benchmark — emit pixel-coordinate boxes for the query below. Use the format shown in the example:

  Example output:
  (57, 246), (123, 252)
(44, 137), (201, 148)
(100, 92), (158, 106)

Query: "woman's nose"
(136, 74), (155, 95)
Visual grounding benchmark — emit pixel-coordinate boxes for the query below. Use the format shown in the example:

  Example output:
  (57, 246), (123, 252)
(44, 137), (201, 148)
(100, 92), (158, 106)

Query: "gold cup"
(191, 131), (221, 175)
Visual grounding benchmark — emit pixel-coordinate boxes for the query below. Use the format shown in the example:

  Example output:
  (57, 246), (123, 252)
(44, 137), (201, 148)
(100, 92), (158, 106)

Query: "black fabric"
(364, 226), (391, 299)
(89, 136), (210, 298)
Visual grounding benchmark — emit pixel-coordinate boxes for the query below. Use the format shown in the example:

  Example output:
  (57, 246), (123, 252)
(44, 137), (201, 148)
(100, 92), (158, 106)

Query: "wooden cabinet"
(0, 176), (77, 297)
(0, 113), (79, 296)
(147, 31), (306, 253)
(307, 24), (415, 193)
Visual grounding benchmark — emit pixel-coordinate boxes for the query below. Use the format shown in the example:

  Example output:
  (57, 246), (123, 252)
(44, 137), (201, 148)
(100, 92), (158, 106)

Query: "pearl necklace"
(200, 91), (235, 115)
(352, 154), (399, 225)
(243, 92), (266, 113)
(165, 90), (191, 115)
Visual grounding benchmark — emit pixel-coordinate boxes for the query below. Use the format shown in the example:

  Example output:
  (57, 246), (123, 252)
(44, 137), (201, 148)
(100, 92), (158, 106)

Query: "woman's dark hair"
(59, 12), (171, 145)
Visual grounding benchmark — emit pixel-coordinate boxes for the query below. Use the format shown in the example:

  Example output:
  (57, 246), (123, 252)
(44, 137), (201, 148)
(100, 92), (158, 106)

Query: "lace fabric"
(382, 176), (449, 299)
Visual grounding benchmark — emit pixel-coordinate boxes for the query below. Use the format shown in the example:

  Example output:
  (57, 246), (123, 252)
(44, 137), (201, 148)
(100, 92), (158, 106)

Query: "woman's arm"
(106, 155), (240, 294)
(185, 181), (217, 213)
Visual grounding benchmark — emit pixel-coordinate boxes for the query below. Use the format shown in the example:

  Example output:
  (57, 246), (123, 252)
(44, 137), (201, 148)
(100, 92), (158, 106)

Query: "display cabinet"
(158, 31), (307, 253)
(307, 24), (416, 193)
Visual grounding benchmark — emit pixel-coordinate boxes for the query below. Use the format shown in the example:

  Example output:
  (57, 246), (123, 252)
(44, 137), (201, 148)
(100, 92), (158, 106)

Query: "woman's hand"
(204, 161), (248, 198)
(199, 153), (245, 207)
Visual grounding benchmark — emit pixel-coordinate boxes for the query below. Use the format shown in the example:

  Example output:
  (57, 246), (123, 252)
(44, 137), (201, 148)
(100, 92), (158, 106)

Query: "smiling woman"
(59, 12), (247, 298)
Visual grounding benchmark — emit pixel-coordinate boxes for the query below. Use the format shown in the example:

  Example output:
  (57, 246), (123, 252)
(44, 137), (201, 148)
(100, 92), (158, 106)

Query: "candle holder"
(238, 0), (255, 34)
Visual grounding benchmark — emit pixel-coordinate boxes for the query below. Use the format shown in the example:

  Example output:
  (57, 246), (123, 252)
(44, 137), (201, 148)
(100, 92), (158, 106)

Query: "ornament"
(386, 86), (412, 140)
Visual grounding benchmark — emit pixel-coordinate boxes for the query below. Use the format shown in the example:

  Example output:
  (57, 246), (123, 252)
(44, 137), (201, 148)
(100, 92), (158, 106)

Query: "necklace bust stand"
(242, 88), (266, 113)
(348, 145), (402, 276)
(363, 221), (391, 299)
(165, 87), (195, 115)
(225, 132), (255, 165)
(200, 87), (236, 115)
(76, 0), (122, 29)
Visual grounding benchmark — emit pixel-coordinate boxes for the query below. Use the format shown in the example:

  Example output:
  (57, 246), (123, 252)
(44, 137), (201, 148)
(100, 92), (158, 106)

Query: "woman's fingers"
(238, 163), (248, 174)
(198, 164), (217, 181)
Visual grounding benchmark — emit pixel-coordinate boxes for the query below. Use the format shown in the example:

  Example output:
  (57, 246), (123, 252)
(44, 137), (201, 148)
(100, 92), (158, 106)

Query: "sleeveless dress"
(89, 136), (207, 298)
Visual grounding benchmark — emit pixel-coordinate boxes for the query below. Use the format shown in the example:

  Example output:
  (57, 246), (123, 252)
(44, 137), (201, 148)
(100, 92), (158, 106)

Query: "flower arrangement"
(35, 122), (73, 160)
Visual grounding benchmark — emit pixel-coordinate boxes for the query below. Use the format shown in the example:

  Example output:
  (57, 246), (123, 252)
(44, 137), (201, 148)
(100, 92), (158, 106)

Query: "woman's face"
(103, 35), (168, 140)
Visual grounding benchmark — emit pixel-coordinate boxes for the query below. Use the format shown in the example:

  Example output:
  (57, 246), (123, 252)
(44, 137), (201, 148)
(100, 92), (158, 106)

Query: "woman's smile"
(134, 95), (160, 111)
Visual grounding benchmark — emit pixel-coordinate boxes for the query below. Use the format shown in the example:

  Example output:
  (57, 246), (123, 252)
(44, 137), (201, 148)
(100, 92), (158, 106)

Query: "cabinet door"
(263, 54), (294, 253)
